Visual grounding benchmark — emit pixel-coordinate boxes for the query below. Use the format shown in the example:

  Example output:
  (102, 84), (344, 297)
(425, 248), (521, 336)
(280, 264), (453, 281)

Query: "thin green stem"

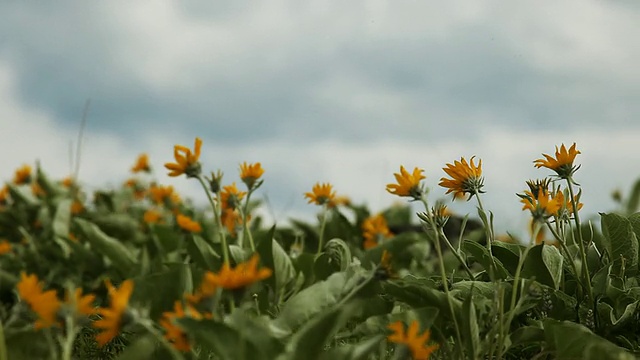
(60, 315), (79, 360)
(545, 221), (584, 295)
(0, 319), (7, 360)
(316, 204), (329, 255)
(474, 190), (498, 280)
(566, 178), (593, 304)
(419, 196), (463, 354)
(509, 223), (538, 315)
(437, 228), (474, 279)
(197, 176), (229, 266)
(240, 190), (255, 251)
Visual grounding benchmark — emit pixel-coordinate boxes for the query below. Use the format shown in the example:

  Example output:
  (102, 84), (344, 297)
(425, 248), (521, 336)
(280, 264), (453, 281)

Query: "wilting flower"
(0, 240), (11, 255)
(387, 320), (439, 360)
(13, 164), (32, 185)
(159, 301), (203, 352)
(176, 214), (202, 233)
(362, 214), (393, 249)
(94, 279), (134, 346)
(386, 166), (425, 200)
(220, 183), (246, 211)
(165, 137), (202, 178)
(16, 272), (62, 329)
(239, 162), (264, 190)
(519, 189), (562, 221)
(305, 182), (336, 206)
(534, 143), (580, 179)
(207, 170), (224, 193)
(131, 153), (152, 173)
(209, 254), (272, 290)
(439, 156), (484, 199)
(143, 209), (164, 224)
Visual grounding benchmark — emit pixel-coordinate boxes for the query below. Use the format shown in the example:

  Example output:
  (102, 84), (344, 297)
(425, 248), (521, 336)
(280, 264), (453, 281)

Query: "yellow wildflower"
(0, 185), (9, 205)
(159, 301), (203, 352)
(31, 183), (46, 197)
(534, 143), (580, 179)
(71, 200), (84, 215)
(239, 162), (264, 189)
(220, 183), (246, 211)
(209, 254), (272, 290)
(387, 320), (439, 360)
(165, 137), (202, 178)
(94, 279), (134, 346)
(386, 166), (425, 200)
(0, 240), (11, 255)
(131, 153), (152, 173)
(304, 182), (336, 206)
(362, 214), (393, 249)
(16, 272), (62, 329)
(143, 209), (164, 224)
(148, 184), (180, 207)
(176, 214), (202, 233)
(520, 190), (562, 221)
(221, 209), (243, 237)
(13, 164), (32, 184)
(439, 156), (484, 199)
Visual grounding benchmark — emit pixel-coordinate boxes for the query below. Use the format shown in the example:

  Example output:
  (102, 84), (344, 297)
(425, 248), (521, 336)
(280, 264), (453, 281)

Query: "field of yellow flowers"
(1, 140), (639, 359)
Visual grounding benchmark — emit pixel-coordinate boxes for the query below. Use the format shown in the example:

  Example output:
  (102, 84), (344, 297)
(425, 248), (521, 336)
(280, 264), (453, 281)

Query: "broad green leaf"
(186, 235), (220, 271)
(319, 335), (384, 360)
(509, 325), (545, 347)
(451, 281), (511, 300)
(52, 198), (72, 238)
(74, 218), (136, 275)
(544, 319), (634, 360)
(133, 263), (192, 319)
(491, 241), (524, 275)
(597, 301), (640, 331)
(257, 229), (297, 299)
(625, 179), (640, 214)
(521, 244), (563, 289)
(180, 318), (265, 360)
(226, 311), (285, 358)
(383, 279), (462, 322)
(461, 294), (480, 359)
(6, 184), (39, 207)
(462, 240), (510, 279)
(361, 232), (422, 269)
(93, 213), (141, 241)
(151, 224), (181, 254)
(285, 307), (344, 360)
(601, 213), (638, 275)
(114, 334), (156, 360)
(324, 238), (352, 271)
(314, 253), (341, 281)
(347, 307), (439, 339)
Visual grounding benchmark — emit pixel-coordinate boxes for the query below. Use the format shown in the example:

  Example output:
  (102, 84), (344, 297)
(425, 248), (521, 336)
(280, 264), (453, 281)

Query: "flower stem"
(438, 228), (474, 279)
(0, 318), (8, 360)
(474, 190), (499, 280)
(197, 176), (229, 266)
(316, 204), (329, 255)
(545, 221), (584, 295)
(60, 315), (79, 360)
(241, 190), (256, 251)
(566, 178), (593, 304)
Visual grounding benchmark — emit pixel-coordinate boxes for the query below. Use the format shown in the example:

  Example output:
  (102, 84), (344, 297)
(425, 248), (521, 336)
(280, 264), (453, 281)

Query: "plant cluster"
(0, 141), (639, 359)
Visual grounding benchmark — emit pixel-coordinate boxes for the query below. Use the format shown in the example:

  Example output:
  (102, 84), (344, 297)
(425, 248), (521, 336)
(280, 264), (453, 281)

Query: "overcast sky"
(1, 1), (638, 235)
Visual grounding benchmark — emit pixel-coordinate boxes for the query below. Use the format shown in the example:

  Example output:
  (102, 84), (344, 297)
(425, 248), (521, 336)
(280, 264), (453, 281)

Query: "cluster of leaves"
(0, 149), (639, 360)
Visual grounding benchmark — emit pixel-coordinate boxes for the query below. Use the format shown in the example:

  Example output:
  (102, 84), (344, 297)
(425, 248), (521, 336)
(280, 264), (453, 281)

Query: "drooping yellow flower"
(159, 301), (203, 352)
(221, 209), (244, 237)
(439, 156), (484, 199)
(362, 214), (393, 249)
(143, 209), (164, 224)
(176, 214), (202, 233)
(520, 190), (562, 221)
(165, 137), (202, 178)
(387, 320), (439, 360)
(304, 182), (336, 206)
(93, 279), (134, 346)
(0, 240), (11, 255)
(386, 166), (425, 199)
(239, 162), (264, 189)
(16, 272), (62, 329)
(209, 254), (272, 290)
(13, 164), (32, 184)
(534, 143), (581, 178)
(220, 183), (246, 211)
(131, 153), (152, 173)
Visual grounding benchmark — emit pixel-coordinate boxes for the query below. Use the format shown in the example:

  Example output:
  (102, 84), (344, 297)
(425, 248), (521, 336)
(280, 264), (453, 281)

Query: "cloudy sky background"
(1, 1), (638, 235)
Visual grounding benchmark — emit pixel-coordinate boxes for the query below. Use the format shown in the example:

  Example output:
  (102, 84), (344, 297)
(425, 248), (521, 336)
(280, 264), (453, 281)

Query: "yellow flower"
(304, 182), (336, 206)
(16, 272), (62, 329)
(0, 240), (11, 255)
(439, 156), (484, 199)
(13, 164), (32, 184)
(176, 214), (202, 233)
(124, 178), (146, 200)
(386, 166), (425, 199)
(376, 250), (396, 280)
(31, 183), (46, 197)
(0, 185), (9, 205)
(220, 183), (246, 211)
(520, 190), (562, 221)
(131, 153), (152, 173)
(387, 320), (439, 360)
(328, 195), (351, 209)
(534, 143), (581, 178)
(62, 176), (74, 188)
(185, 272), (219, 307)
(148, 184), (180, 207)
(221, 209), (243, 237)
(94, 279), (134, 346)
(165, 137), (202, 178)
(159, 301), (203, 352)
(71, 200), (84, 215)
(209, 254), (272, 290)
(239, 162), (264, 189)
(362, 214), (393, 249)
(65, 288), (96, 318)
(143, 209), (164, 224)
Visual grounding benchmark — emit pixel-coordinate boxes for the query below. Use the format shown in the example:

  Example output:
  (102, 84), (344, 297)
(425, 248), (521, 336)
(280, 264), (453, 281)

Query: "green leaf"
(6, 184), (39, 207)
(491, 241), (524, 275)
(361, 232), (422, 270)
(324, 238), (352, 271)
(383, 279), (462, 322)
(92, 213), (141, 241)
(114, 334), (156, 360)
(601, 213), (638, 275)
(319, 335), (384, 360)
(347, 307), (439, 339)
(521, 244), (563, 289)
(462, 240), (510, 279)
(257, 229), (297, 299)
(285, 307), (345, 359)
(180, 318), (265, 360)
(625, 179), (640, 214)
(451, 281), (511, 300)
(74, 218), (136, 275)
(461, 294), (480, 359)
(544, 319), (634, 360)
(186, 235), (220, 271)
(133, 263), (192, 319)
(52, 199), (72, 238)
(597, 301), (640, 331)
